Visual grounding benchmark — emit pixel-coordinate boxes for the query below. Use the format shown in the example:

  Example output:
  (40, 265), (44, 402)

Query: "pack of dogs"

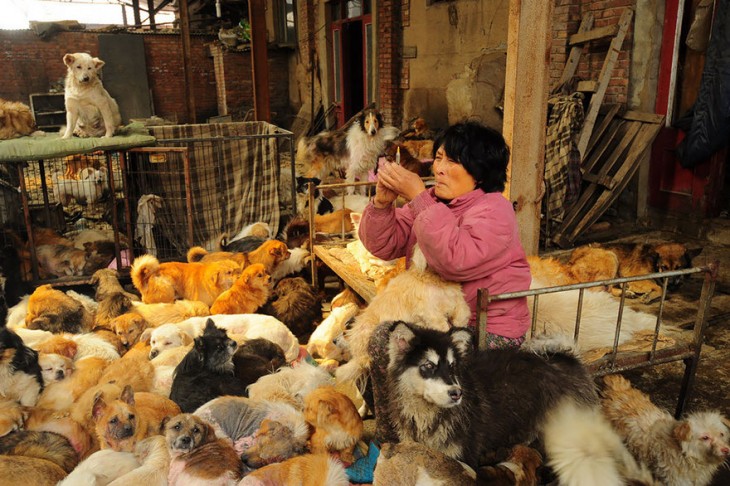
(2, 58), (726, 484)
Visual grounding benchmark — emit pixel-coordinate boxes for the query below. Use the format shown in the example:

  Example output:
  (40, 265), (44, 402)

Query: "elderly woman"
(359, 121), (532, 441)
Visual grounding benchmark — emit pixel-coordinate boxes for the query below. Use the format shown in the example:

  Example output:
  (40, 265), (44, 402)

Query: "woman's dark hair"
(432, 121), (510, 193)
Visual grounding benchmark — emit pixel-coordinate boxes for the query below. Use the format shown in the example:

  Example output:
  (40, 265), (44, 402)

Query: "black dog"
(170, 319), (246, 413)
(383, 322), (599, 473)
(0, 326), (44, 406)
(232, 338), (285, 386)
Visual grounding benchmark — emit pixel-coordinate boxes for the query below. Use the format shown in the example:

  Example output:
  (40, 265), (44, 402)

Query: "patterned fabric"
(367, 322), (524, 444)
(139, 122), (282, 257)
(544, 93), (584, 223)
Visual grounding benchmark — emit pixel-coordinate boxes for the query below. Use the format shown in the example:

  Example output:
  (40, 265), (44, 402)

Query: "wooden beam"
(554, 13), (594, 91)
(503, 0), (553, 255)
(147, 0), (156, 29)
(178, 0), (196, 123)
(577, 80), (598, 92)
(248, 0), (271, 122)
(569, 24), (619, 45)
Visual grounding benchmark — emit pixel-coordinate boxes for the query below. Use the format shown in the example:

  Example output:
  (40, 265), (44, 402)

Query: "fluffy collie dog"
(297, 109), (399, 191)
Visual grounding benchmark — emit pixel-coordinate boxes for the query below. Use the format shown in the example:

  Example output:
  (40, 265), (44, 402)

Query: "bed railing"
(477, 262), (719, 417)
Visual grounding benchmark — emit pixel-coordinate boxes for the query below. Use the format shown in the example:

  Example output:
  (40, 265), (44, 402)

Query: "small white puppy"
(52, 167), (108, 208)
(62, 52), (122, 139)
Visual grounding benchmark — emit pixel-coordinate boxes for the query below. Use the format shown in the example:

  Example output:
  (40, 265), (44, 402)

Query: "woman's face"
(432, 146), (476, 200)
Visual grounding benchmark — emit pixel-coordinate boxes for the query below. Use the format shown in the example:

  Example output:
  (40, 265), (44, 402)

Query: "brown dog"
(64, 152), (103, 179)
(164, 413), (242, 485)
(0, 98), (36, 140)
(110, 312), (150, 349)
(209, 263), (270, 315)
(25, 285), (94, 334)
(188, 239), (291, 275)
(569, 242), (702, 303)
(239, 453), (349, 486)
(92, 384), (180, 452)
(130, 254), (241, 306)
(304, 385), (363, 464)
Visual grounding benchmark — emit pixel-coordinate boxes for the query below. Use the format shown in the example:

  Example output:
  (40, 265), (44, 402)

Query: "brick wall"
(550, 0), (634, 105)
(0, 30), (290, 124)
(377, 0), (403, 127)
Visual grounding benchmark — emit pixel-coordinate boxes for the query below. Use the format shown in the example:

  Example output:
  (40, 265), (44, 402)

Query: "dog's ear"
(204, 318), (217, 334)
(120, 385), (135, 406)
(63, 53), (76, 67)
(685, 247), (703, 262)
(388, 322), (417, 356)
(92, 391), (107, 421)
(139, 328), (153, 344)
(449, 328), (475, 358)
(93, 57), (105, 70)
(672, 420), (692, 443)
(160, 415), (171, 433)
(181, 332), (194, 346)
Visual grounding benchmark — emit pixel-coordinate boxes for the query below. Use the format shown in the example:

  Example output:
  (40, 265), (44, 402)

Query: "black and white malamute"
(384, 322), (653, 485)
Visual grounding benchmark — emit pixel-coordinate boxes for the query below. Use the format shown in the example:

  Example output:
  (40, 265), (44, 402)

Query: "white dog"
(52, 167), (107, 207)
(62, 52), (122, 139)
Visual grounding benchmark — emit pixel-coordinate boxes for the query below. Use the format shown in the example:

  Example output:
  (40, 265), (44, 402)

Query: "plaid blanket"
(136, 122), (284, 257)
(544, 93), (584, 224)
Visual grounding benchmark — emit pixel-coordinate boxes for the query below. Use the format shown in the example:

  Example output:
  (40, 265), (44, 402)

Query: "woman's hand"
(377, 162), (427, 202)
(373, 176), (397, 208)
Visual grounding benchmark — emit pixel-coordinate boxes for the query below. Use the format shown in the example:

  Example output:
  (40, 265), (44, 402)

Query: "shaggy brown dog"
(569, 242), (702, 303)
(91, 269), (140, 302)
(0, 98), (36, 140)
(373, 441), (475, 486)
(95, 293), (135, 328)
(187, 239), (291, 275)
(130, 254), (241, 306)
(261, 276), (323, 339)
(25, 285), (94, 334)
(304, 386), (363, 464)
(209, 263), (271, 315)
(601, 374), (730, 486)
(0, 430), (78, 474)
(93, 384), (180, 452)
(164, 413), (242, 485)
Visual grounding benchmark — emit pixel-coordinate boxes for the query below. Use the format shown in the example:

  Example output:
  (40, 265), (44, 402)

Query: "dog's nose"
(178, 436), (192, 447)
(82, 75), (90, 82)
(56, 370), (65, 379)
(119, 424), (134, 438)
(721, 446), (729, 456)
(448, 387), (462, 402)
(149, 349), (159, 359)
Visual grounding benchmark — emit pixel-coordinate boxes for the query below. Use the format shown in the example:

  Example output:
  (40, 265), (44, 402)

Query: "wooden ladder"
(554, 7), (635, 161)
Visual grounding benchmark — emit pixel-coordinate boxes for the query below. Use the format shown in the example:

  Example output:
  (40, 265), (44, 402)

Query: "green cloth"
(0, 123), (156, 162)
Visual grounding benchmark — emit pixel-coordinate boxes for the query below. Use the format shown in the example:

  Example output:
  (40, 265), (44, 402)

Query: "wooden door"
(649, 0), (725, 216)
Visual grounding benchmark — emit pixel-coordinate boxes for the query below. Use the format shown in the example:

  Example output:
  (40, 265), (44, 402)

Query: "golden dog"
(187, 239), (290, 275)
(209, 263), (270, 315)
(130, 254), (240, 306)
(0, 98), (36, 140)
(304, 386), (363, 464)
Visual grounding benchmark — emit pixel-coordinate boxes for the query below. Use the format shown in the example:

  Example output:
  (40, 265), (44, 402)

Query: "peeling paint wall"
(402, 0), (509, 131)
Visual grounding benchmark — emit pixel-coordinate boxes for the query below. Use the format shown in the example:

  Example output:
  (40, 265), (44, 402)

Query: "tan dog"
(131, 300), (210, 327)
(373, 441), (476, 486)
(0, 98), (37, 139)
(110, 313), (150, 349)
(188, 239), (291, 275)
(304, 386), (363, 464)
(0, 429), (79, 475)
(97, 342), (154, 392)
(36, 356), (109, 412)
(107, 435), (170, 486)
(0, 455), (67, 485)
(130, 254), (241, 306)
(0, 398), (28, 437)
(239, 453), (349, 486)
(164, 413), (242, 485)
(25, 285), (94, 334)
(91, 268), (141, 302)
(61, 52), (122, 139)
(93, 385), (181, 452)
(209, 263), (270, 315)
(569, 242), (702, 303)
(314, 208), (354, 234)
(38, 353), (74, 385)
(601, 374), (730, 486)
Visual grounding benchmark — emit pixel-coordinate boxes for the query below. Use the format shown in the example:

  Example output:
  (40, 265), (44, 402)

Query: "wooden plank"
(577, 80), (598, 92)
(569, 24), (619, 45)
(567, 122), (663, 241)
(313, 245), (376, 303)
(585, 104), (622, 161)
(577, 8), (635, 159)
(554, 13), (594, 91)
(621, 111), (665, 124)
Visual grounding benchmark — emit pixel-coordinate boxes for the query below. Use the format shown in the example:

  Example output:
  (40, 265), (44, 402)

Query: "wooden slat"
(554, 13), (594, 91)
(583, 115), (624, 174)
(585, 104), (622, 161)
(569, 24), (619, 45)
(577, 80), (598, 92)
(313, 245), (376, 303)
(566, 121), (663, 241)
(621, 111), (666, 124)
(577, 8), (635, 159)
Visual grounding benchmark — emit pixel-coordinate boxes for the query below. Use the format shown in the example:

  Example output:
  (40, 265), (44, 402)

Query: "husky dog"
(384, 322), (651, 484)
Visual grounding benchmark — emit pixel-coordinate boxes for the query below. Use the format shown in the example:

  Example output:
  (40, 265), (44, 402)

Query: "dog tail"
(522, 333), (579, 357)
(601, 374), (632, 394)
(410, 244), (428, 272)
(186, 246), (208, 263)
(324, 456), (350, 486)
(130, 254), (160, 294)
(543, 400), (656, 486)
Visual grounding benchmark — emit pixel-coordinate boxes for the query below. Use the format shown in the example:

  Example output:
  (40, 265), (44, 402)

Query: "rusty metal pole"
(248, 0), (271, 122)
(178, 0), (196, 123)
